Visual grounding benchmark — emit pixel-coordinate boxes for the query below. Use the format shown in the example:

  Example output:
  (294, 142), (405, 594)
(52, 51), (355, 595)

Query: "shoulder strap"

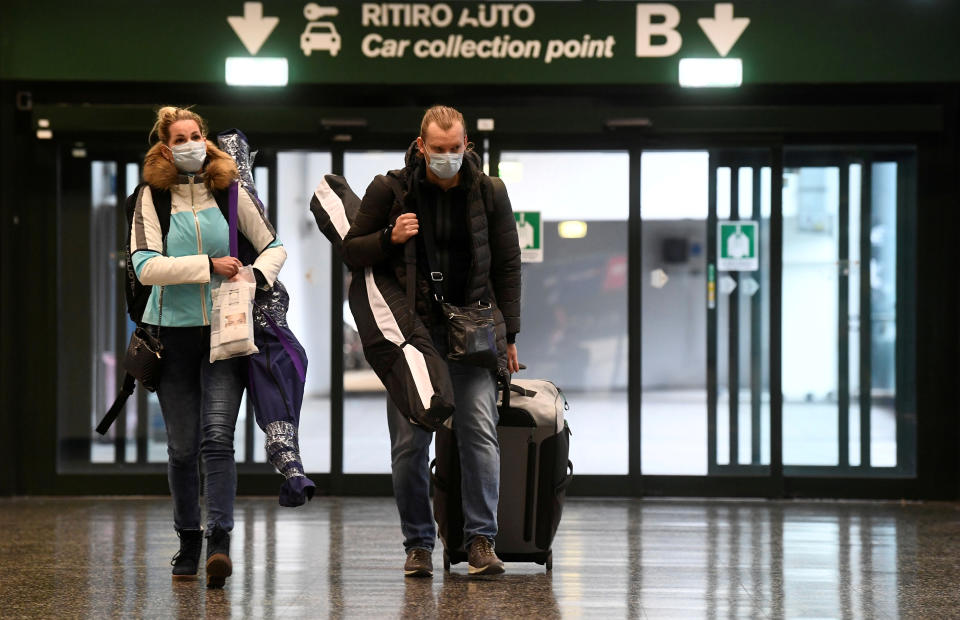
(148, 186), (172, 239)
(228, 181), (239, 258)
(416, 196), (445, 303)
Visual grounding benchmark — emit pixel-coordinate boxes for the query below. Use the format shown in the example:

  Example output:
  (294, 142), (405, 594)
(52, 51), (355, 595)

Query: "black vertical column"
(770, 148), (784, 494)
(330, 148), (345, 492)
(628, 147), (643, 490)
(113, 160), (127, 464)
(838, 163), (850, 469)
(895, 154), (918, 474)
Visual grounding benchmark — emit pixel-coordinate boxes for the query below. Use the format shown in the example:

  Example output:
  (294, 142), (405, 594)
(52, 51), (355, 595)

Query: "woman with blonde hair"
(130, 106), (286, 587)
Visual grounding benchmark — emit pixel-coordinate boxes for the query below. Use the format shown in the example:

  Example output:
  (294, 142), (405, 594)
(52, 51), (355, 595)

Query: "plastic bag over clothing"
(217, 129), (315, 507)
(310, 174), (455, 432)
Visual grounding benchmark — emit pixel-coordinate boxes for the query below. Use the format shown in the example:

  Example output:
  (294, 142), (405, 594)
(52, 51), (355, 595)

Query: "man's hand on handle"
(392, 213), (419, 244)
(507, 344), (520, 374)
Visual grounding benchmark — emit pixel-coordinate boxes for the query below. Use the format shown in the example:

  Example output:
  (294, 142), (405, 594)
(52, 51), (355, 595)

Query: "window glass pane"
(277, 151), (333, 473)
(502, 150), (629, 474)
(782, 166), (840, 466)
(343, 151), (406, 473)
(848, 163), (862, 467)
(641, 151), (709, 220)
(717, 167), (731, 220)
(90, 161), (119, 464)
(871, 162), (898, 467)
(641, 151), (708, 475)
(123, 163), (141, 463)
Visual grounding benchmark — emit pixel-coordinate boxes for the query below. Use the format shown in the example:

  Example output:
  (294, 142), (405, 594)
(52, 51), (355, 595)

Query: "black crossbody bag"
(124, 286), (164, 391)
(412, 195), (499, 370)
(96, 289), (164, 435)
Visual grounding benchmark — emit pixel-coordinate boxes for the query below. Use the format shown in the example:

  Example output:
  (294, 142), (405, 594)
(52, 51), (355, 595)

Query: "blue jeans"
(387, 336), (500, 553)
(154, 326), (245, 533)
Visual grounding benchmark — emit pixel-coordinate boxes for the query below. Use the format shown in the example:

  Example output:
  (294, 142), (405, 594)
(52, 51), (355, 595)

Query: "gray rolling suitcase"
(431, 377), (573, 572)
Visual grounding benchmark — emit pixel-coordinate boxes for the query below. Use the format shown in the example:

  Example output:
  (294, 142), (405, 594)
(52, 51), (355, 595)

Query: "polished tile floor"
(1, 496), (959, 618)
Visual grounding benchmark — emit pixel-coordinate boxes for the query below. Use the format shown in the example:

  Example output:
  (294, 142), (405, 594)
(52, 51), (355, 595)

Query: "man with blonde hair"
(343, 105), (521, 576)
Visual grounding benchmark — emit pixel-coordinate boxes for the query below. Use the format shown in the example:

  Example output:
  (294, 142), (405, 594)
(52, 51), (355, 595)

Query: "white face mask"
(427, 151), (463, 180)
(169, 140), (207, 173)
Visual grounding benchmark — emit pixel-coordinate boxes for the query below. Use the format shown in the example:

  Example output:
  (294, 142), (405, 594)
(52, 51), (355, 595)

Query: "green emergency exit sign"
(718, 221), (758, 271)
(515, 211), (542, 263)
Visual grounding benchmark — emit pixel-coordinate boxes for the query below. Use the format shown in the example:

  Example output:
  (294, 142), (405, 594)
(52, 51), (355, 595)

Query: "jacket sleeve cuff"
(379, 225), (394, 252)
(507, 332), (517, 344)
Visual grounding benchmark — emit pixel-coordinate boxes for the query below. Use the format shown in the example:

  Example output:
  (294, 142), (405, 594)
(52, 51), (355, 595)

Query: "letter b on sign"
(636, 3), (682, 57)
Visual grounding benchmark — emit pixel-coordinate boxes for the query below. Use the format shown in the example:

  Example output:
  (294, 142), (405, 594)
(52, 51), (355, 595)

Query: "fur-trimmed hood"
(142, 140), (238, 191)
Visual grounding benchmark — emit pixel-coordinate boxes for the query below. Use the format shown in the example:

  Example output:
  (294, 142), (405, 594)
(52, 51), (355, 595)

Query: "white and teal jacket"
(130, 141), (286, 327)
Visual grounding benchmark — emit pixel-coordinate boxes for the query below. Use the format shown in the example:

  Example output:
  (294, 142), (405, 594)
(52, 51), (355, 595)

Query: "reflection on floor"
(2, 496), (958, 618)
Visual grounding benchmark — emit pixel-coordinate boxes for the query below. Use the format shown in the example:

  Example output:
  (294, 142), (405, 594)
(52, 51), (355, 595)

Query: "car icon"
(301, 21), (341, 56)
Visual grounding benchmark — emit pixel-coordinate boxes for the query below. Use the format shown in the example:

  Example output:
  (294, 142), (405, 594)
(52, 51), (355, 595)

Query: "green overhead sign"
(2, 1), (959, 85)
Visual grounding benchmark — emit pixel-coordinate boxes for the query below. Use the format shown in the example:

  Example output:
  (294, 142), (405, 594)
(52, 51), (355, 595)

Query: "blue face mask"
(427, 151), (463, 180)
(170, 140), (207, 173)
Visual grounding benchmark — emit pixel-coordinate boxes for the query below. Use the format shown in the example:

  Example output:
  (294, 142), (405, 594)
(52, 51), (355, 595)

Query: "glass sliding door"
(275, 151), (333, 473)
(639, 151), (710, 475)
(342, 151), (406, 473)
(639, 149), (773, 477)
(710, 151), (773, 474)
(499, 150), (630, 474)
(781, 150), (915, 476)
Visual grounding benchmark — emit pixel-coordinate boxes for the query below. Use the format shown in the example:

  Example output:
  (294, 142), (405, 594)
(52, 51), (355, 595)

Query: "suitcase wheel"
(443, 551), (451, 572)
(545, 551), (552, 572)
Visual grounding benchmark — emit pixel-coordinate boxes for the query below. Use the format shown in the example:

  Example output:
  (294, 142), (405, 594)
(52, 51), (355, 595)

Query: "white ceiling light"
(679, 58), (743, 88)
(497, 161), (524, 184)
(558, 221), (588, 239)
(225, 57), (289, 86)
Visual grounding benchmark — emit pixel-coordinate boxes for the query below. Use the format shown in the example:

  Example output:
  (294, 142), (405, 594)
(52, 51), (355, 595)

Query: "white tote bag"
(210, 266), (259, 362)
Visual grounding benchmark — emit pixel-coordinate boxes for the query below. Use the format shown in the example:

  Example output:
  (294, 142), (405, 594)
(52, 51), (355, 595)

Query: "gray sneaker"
(467, 537), (505, 575)
(404, 548), (433, 577)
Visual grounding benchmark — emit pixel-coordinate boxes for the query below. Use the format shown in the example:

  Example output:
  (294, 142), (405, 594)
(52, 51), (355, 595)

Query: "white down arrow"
(719, 275), (737, 295)
(228, 2), (279, 56)
(698, 3), (750, 57)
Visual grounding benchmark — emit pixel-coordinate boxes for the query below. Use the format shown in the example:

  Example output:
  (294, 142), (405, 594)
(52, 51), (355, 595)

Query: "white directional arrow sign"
(741, 276), (760, 297)
(650, 268), (670, 289)
(228, 2), (279, 56)
(698, 3), (750, 57)
(719, 274), (738, 295)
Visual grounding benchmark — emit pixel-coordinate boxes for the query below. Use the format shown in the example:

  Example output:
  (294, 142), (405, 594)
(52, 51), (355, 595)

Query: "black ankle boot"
(205, 526), (232, 589)
(170, 529), (203, 581)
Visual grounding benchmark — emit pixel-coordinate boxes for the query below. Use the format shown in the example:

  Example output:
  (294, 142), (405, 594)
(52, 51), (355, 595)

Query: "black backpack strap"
(150, 186), (172, 239)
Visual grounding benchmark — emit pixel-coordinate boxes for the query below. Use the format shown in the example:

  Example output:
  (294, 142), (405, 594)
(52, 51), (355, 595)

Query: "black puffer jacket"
(342, 141), (521, 351)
